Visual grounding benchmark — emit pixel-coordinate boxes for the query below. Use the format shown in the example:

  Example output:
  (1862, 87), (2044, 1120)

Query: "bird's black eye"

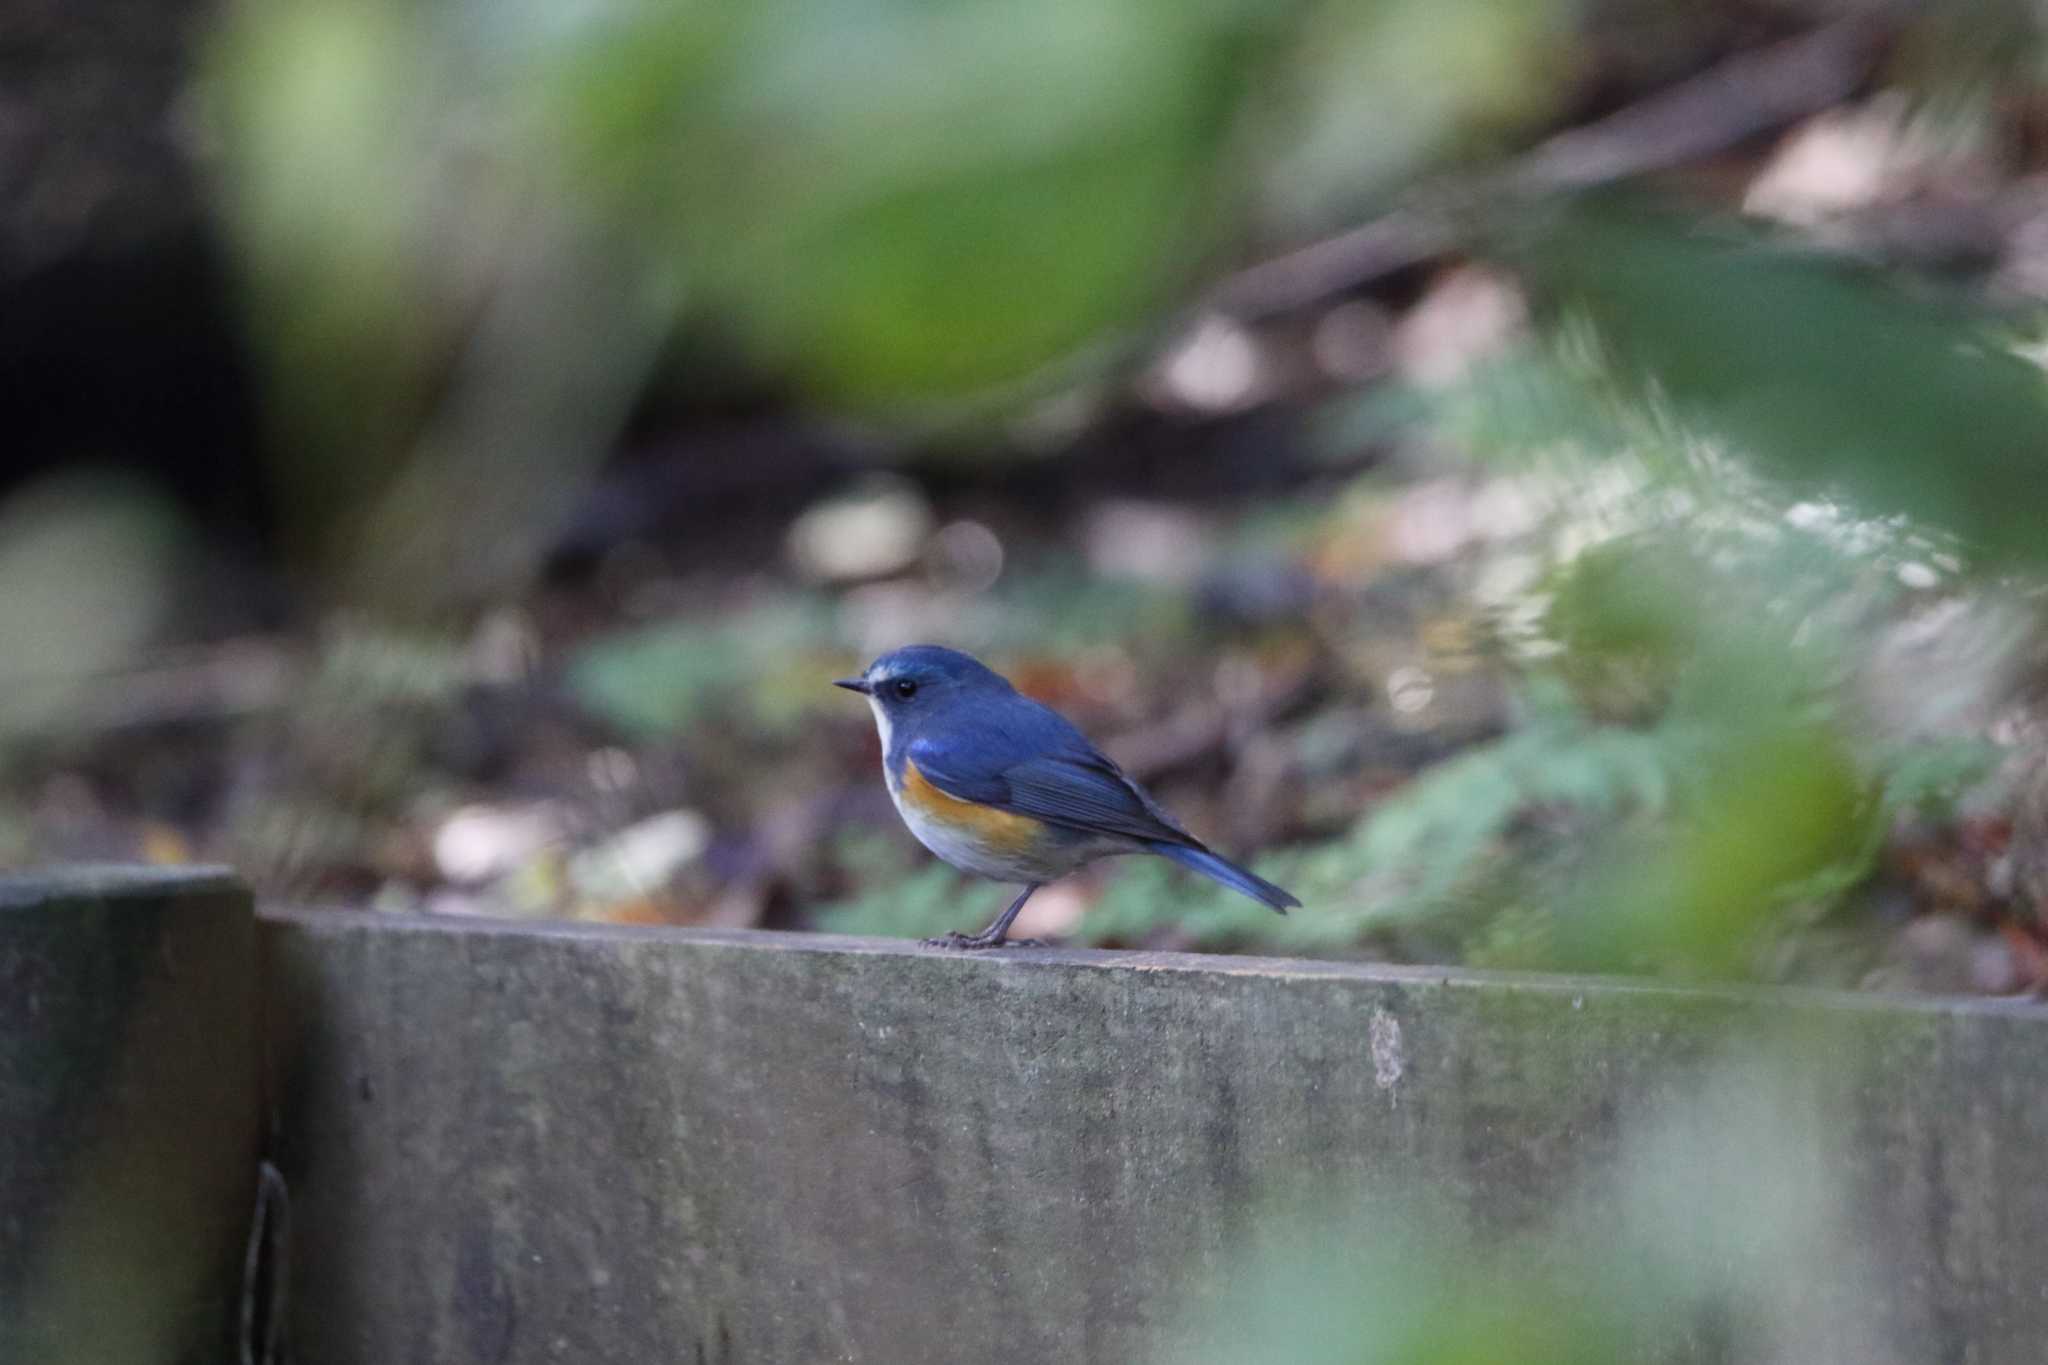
(893, 678), (918, 700)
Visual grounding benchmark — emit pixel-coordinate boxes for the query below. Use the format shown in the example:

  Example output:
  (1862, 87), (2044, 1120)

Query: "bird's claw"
(920, 932), (1048, 951)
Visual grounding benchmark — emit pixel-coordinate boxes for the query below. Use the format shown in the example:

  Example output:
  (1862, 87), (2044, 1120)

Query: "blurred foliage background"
(9, 0), (2048, 998)
(15, 0), (2048, 1357)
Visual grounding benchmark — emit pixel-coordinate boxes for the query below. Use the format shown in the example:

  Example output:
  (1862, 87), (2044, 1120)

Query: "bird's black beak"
(833, 677), (871, 695)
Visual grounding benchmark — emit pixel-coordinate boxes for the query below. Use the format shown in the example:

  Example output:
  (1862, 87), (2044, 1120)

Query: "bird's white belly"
(899, 799), (1030, 880)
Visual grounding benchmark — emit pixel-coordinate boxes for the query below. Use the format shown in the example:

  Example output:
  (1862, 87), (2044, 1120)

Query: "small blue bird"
(836, 645), (1300, 949)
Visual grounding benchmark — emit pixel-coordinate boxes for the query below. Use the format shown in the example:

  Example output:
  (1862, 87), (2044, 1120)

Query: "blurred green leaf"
(0, 474), (183, 748)
(568, 602), (842, 739)
(1416, 327), (1638, 469)
(1561, 722), (1867, 975)
(1079, 854), (1294, 947)
(203, 0), (450, 522)
(815, 863), (981, 939)
(1874, 734), (2002, 817)
(553, 0), (1258, 404)
(1264, 0), (1578, 226)
(978, 568), (1196, 654)
(1773, 733), (2005, 908)
(1348, 684), (1674, 910)
(1520, 203), (2048, 565)
(1161, 1204), (1627, 1365)
(1165, 1043), (1888, 1364)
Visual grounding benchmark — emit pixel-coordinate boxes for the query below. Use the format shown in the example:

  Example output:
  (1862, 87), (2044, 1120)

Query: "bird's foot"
(920, 931), (1048, 951)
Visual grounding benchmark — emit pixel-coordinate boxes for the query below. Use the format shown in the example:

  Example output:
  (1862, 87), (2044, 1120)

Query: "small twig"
(1105, 669), (1323, 783)
(1213, 17), (1889, 320)
(1105, 703), (1231, 783)
(109, 642), (298, 729)
(0, 638), (300, 737)
(1212, 208), (1459, 326)
(1513, 18), (1885, 193)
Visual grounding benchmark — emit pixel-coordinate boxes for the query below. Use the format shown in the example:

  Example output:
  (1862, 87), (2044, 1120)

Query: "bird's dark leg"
(923, 884), (1044, 951)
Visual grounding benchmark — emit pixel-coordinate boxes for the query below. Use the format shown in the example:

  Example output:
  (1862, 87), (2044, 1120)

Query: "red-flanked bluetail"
(836, 645), (1299, 949)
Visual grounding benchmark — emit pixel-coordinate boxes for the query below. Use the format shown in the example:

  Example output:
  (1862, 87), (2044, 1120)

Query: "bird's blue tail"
(1149, 841), (1300, 913)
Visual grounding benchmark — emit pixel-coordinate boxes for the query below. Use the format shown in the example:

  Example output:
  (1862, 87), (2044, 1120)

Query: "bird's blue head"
(833, 645), (1013, 752)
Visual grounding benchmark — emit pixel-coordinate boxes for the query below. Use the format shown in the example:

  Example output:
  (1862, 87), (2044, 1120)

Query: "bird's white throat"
(865, 695), (896, 787)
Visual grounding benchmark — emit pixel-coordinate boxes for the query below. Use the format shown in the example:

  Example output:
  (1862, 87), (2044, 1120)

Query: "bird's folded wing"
(910, 738), (1197, 848)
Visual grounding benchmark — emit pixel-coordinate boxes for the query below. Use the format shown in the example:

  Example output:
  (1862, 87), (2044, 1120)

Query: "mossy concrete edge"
(263, 911), (2048, 1364)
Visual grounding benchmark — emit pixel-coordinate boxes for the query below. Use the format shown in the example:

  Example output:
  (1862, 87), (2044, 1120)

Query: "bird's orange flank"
(899, 758), (1043, 853)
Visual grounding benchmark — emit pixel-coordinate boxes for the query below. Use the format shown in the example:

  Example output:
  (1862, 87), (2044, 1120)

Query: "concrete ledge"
(0, 866), (261, 1365)
(263, 910), (2048, 1364)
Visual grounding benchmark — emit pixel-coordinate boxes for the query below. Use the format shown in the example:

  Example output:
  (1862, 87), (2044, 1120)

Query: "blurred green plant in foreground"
(1325, 202), (2047, 982)
(1162, 1042), (1896, 1365)
(194, 0), (1577, 593)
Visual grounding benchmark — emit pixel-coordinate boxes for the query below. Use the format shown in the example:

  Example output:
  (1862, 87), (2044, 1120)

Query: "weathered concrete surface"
(0, 866), (262, 1365)
(264, 910), (2048, 1364)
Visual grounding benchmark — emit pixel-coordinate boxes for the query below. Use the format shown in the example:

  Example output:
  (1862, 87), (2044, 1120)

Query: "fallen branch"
(1213, 17), (1889, 320)
(0, 639), (300, 737)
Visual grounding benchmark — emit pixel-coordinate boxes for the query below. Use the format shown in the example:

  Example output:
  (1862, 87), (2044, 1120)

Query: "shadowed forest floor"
(7, 2), (2048, 995)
